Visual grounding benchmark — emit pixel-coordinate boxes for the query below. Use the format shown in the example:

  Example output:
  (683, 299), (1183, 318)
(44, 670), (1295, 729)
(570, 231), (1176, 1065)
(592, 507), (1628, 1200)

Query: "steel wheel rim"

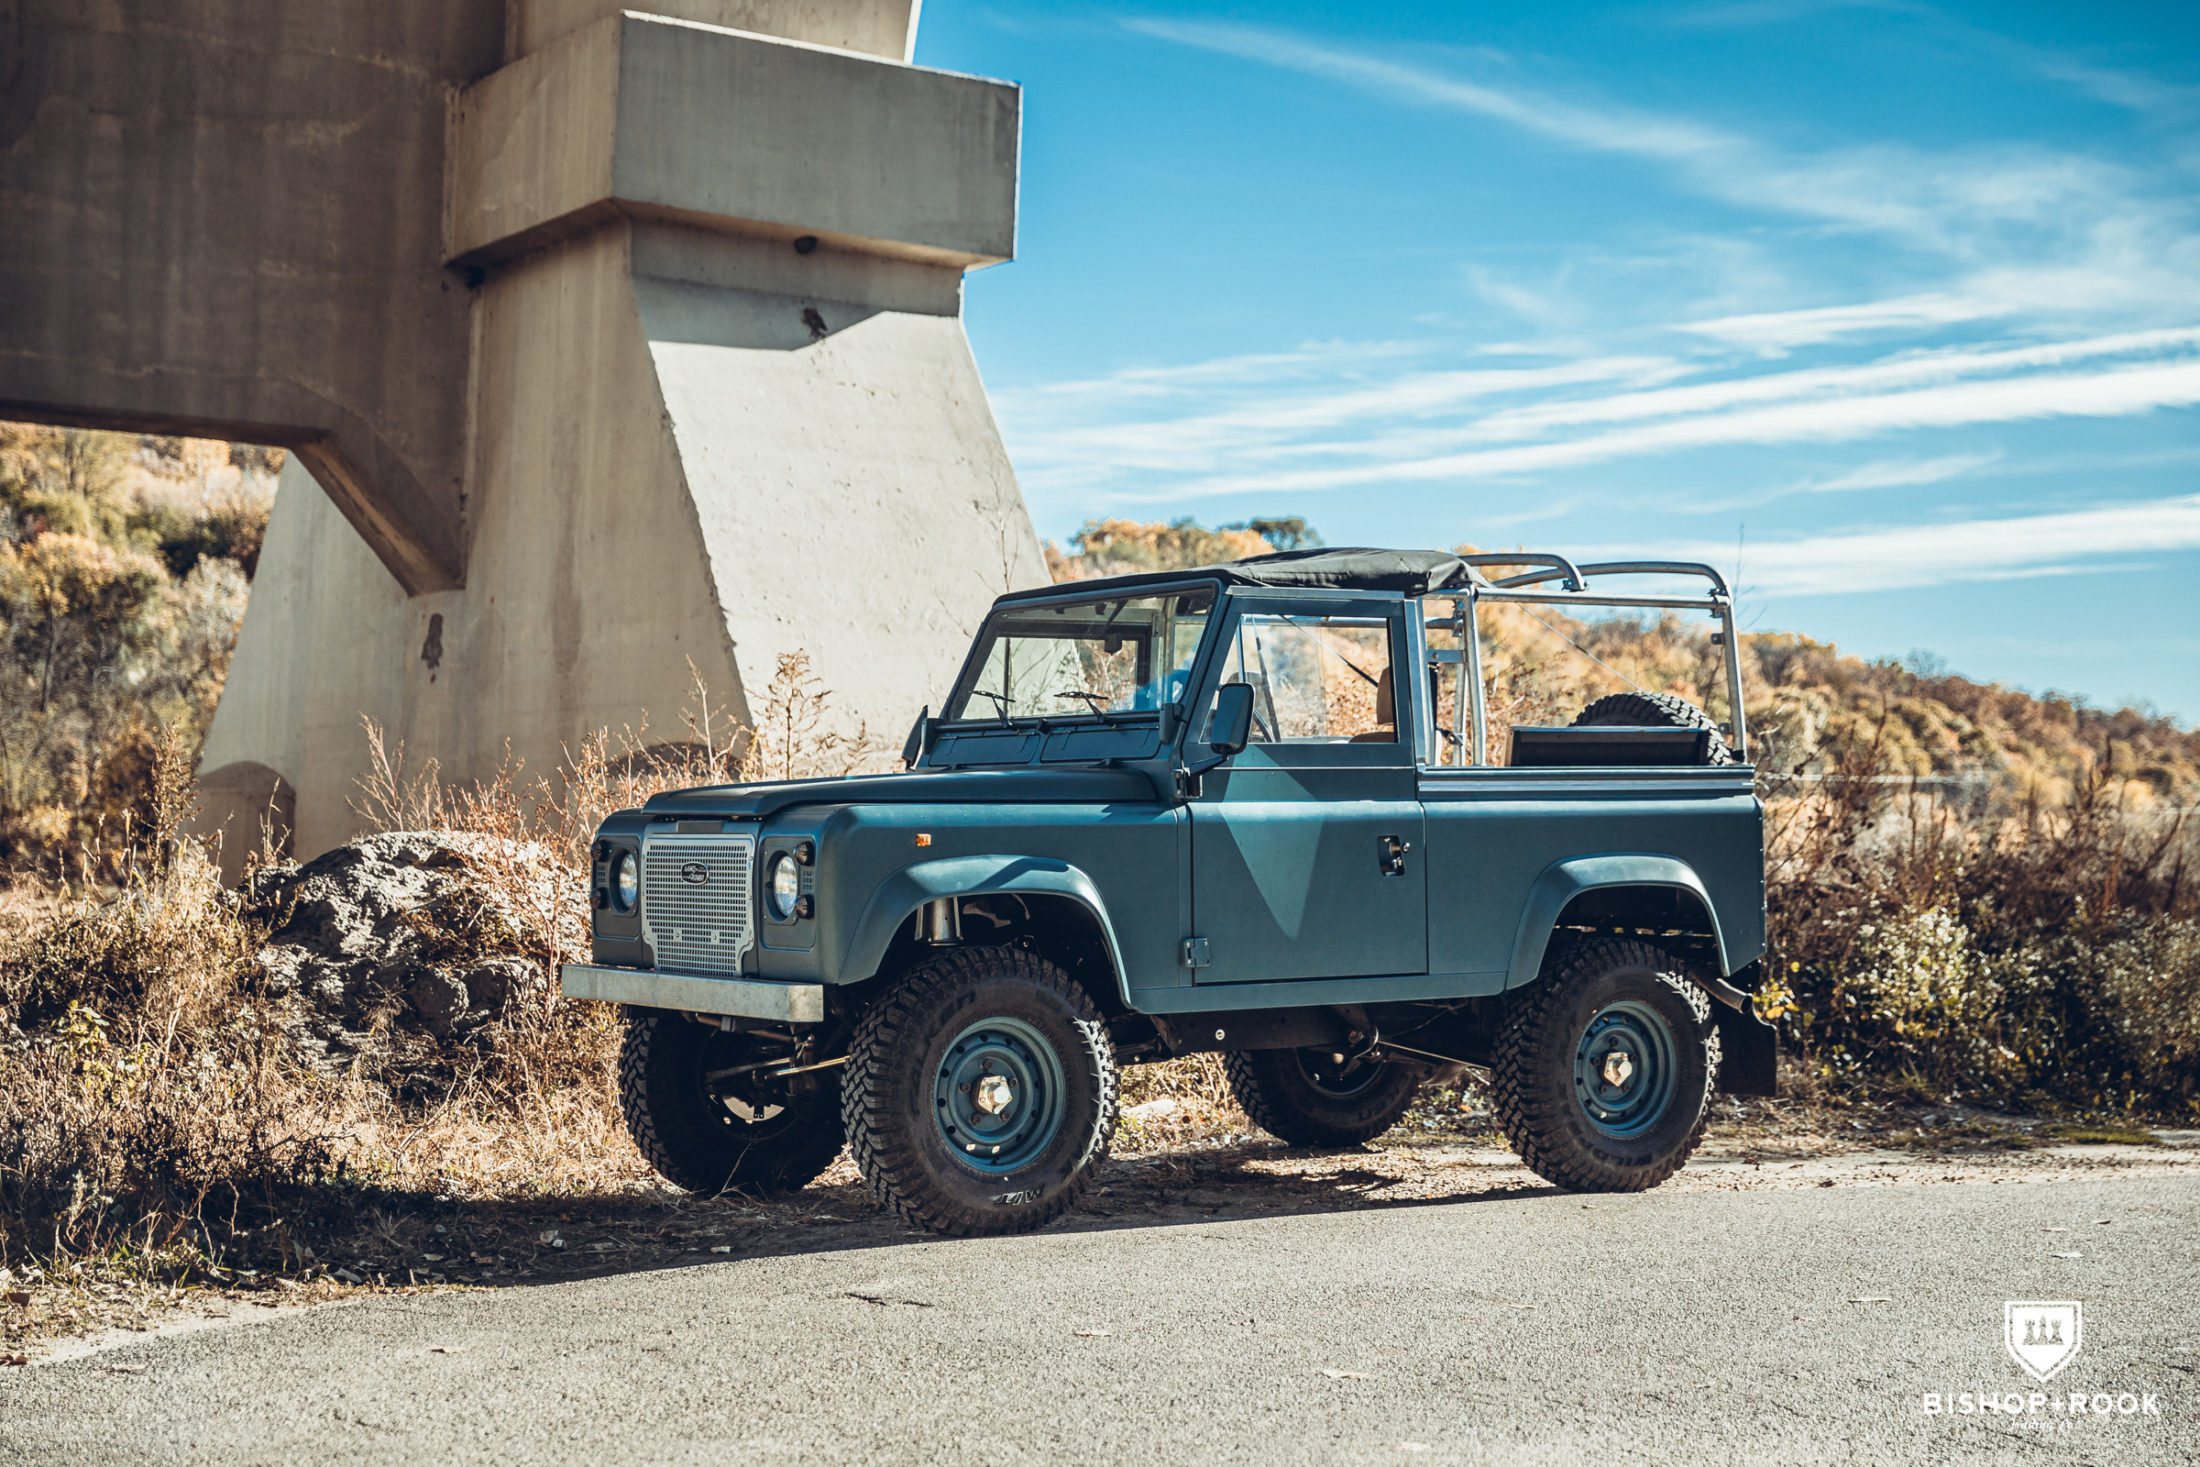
(1572, 1000), (1678, 1139)
(933, 1016), (1069, 1175)
(1293, 1048), (1388, 1100)
(700, 1034), (791, 1131)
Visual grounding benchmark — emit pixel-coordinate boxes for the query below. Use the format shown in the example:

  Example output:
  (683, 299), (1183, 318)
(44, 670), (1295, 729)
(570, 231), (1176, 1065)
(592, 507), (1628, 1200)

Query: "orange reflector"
(915, 833), (932, 847)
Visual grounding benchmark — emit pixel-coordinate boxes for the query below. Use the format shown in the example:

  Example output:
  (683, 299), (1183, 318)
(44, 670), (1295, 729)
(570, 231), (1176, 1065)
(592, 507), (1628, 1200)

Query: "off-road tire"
(1571, 690), (1736, 765)
(1491, 939), (1720, 1192)
(618, 1010), (844, 1196)
(1224, 1048), (1420, 1148)
(842, 947), (1117, 1237)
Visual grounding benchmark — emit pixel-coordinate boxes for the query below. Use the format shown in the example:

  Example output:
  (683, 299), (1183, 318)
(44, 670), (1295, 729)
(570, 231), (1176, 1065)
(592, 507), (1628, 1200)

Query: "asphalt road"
(3, 1176), (2194, 1466)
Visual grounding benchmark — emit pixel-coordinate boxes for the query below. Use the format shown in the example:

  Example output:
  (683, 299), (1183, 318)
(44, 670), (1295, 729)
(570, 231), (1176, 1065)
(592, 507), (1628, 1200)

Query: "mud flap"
(1712, 1002), (1777, 1097)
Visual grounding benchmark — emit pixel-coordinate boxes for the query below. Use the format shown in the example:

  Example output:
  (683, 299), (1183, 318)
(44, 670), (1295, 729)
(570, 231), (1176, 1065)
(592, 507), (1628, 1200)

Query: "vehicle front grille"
(639, 833), (755, 976)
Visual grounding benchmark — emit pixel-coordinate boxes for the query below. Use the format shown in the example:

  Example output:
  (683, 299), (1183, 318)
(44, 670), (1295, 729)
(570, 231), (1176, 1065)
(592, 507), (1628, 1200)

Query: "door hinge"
(1181, 937), (1212, 969)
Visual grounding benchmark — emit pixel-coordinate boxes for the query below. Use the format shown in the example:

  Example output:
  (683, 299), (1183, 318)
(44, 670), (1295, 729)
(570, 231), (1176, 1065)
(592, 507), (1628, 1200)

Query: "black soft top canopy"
(994, 548), (1485, 603)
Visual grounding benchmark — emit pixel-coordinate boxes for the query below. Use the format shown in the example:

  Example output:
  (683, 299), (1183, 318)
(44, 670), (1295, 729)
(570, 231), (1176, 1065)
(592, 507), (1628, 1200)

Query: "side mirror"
(901, 706), (930, 770)
(1179, 683), (1255, 796)
(1206, 682), (1254, 756)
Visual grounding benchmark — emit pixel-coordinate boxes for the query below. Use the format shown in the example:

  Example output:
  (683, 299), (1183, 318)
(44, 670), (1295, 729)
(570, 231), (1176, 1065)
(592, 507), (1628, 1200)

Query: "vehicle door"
(1188, 598), (1427, 983)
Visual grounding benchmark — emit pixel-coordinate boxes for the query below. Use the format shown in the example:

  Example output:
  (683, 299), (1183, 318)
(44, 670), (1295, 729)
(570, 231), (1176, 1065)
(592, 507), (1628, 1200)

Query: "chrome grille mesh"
(639, 833), (755, 975)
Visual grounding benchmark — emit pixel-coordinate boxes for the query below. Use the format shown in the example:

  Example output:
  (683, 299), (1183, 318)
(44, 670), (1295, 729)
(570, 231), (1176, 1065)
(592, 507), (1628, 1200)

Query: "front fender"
(844, 855), (1128, 996)
(1505, 853), (1734, 990)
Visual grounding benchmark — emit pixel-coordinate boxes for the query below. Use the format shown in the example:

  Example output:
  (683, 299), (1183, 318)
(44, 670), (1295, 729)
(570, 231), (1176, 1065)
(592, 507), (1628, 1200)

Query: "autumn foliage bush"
(1762, 728), (2199, 1115)
(0, 423), (271, 878)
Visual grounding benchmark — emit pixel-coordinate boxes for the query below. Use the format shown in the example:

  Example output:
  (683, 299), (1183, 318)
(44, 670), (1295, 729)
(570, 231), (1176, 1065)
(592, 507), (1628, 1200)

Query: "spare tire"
(1571, 690), (1736, 765)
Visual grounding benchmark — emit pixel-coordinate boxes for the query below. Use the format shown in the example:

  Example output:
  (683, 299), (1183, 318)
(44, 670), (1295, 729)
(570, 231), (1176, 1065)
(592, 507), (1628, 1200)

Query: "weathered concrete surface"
(0, 1), (502, 591)
(506, 0), (921, 64)
(446, 12), (1018, 268)
(0, 1), (1044, 875)
(199, 217), (1038, 867)
(200, 221), (742, 866)
(2, 1176), (2194, 1464)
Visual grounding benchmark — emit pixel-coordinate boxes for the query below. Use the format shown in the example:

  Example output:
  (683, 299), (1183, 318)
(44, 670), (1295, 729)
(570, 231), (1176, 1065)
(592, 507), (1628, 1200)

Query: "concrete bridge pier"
(0, 2), (1044, 874)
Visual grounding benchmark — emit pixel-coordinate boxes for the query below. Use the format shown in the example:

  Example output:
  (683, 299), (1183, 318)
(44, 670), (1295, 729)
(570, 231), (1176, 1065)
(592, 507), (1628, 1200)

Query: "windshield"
(947, 588), (1216, 723)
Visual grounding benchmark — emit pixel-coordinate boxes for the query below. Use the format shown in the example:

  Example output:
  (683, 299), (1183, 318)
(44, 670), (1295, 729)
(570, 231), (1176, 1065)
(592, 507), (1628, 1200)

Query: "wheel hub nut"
(1602, 1050), (1634, 1088)
(973, 1074), (1015, 1116)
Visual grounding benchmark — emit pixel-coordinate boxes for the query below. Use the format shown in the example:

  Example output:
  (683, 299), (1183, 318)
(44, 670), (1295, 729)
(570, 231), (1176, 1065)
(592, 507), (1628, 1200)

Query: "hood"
(641, 765), (1164, 820)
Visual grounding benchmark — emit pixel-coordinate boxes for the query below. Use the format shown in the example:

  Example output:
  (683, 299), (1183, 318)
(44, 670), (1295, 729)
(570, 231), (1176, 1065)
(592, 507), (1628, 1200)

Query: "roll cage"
(955, 551), (1749, 767)
(1432, 555), (1747, 766)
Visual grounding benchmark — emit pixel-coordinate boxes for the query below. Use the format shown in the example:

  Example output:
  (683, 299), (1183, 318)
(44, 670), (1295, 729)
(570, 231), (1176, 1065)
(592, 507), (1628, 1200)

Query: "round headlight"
(609, 849), (639, 912)
(766, 851), (802, 921)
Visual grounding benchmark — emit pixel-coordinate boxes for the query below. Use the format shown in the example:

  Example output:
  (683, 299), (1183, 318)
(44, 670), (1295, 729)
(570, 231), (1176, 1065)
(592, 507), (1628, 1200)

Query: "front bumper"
(556, 964), (824, 1023)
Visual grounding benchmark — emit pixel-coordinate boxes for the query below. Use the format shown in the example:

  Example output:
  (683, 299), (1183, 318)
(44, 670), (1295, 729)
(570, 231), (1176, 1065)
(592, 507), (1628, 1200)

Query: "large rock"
(243, 832), (567, 1070)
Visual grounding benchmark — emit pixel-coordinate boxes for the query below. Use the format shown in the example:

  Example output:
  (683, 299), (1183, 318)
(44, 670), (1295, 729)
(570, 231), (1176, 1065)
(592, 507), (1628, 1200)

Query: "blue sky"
(914, 1), (2200, 722)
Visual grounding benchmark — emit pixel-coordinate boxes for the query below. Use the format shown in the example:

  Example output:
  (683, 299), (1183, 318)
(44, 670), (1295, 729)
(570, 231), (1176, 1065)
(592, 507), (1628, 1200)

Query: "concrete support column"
(179, 3), (1043, 873)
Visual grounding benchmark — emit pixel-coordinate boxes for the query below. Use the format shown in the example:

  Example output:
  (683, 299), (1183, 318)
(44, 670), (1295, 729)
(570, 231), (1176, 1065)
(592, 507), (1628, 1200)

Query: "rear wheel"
(1491, 939), (1718, 1191)
(842, 947), (1117, 1237)
(1224, 1046), (1420, 1148)
(618, 1010), (845, 1196)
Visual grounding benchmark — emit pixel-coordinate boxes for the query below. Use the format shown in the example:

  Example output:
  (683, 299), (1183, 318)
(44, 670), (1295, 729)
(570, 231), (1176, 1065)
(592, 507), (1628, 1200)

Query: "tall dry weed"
(1763, 702), (2200, 1114)
(0, 654), (880, 1283)
(0, 727), (330, 1271)
(328, 655), (884, 1184)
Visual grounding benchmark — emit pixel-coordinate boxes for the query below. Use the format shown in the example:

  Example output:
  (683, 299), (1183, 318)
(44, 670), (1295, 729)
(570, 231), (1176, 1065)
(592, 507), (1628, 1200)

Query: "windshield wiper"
(1054, 690), (1123, 723)
(967, 689), (1014, 726)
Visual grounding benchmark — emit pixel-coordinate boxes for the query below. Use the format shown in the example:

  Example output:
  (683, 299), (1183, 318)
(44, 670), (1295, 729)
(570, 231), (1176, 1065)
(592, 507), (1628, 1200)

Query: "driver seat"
(1349, 667), (1396, 743)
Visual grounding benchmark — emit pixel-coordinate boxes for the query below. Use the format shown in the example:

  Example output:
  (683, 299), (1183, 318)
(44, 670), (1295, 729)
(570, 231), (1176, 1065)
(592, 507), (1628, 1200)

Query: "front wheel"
(1224, 1047), (1420, 1148)
(842, 947), (1118, 1237)
(618, 1011), (846, 1196)
(1490, 939), (1719, 1191)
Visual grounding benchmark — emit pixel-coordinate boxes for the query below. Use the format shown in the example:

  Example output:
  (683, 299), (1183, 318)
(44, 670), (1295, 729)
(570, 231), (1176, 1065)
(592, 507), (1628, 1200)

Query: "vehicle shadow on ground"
(317, 1140), (1563, 1295)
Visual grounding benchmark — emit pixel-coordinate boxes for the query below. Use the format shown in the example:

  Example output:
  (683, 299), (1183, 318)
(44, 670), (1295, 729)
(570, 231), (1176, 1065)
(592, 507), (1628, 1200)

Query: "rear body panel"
(1419, 766), (1765, 993)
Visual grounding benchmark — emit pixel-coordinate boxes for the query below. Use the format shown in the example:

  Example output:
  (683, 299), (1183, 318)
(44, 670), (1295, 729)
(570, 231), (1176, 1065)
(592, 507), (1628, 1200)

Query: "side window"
(1213, 613), (1396, 743)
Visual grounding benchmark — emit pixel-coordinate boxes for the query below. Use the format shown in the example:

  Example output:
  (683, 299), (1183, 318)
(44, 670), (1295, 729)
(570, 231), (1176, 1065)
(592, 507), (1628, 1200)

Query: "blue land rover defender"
(561, 548), (1774, 1236)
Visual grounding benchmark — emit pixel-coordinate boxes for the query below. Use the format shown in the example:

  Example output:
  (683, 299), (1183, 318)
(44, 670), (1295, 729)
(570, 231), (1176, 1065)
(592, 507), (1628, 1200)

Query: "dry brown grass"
(0, 655), (883, 1347)
(1760, 705), (2200, 1116)
(0, 735), (337, 1341)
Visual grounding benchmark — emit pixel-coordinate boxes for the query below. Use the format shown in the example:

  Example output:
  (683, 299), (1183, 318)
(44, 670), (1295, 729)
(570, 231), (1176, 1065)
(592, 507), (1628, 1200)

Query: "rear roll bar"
(1482, 559), (1731, 597)
(1457, 552), (1584, 592)
(1421, 558), (1748, 767)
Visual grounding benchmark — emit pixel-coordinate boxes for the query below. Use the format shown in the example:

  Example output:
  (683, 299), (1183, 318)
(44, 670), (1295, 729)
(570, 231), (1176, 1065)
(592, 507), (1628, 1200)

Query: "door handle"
(1379, 834), (1410, 875)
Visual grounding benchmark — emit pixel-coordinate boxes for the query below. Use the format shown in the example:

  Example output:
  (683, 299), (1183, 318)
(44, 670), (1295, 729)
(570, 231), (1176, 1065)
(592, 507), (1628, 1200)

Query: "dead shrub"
(1766, 708), (2200, 1115)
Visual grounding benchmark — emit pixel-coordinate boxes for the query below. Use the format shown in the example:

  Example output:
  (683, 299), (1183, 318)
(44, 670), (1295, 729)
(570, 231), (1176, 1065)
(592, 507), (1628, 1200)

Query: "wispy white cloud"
(997, 354), (1689, 477)
(1468, 328), (2200, 437)
(997, 10), (2200, 656)
(1121, 14), (2200, 351)
(2032, 57), (2200, 120)
(1679, 293), (2015, 352)
(1122, 19), (1734, 168)
(1166, 357), (2200, 498)
(1796, 451), (2001, 493)
(1617, 493), (2200, 596)
(1668, 451), (2003, 515)
(1001, 329), (2200, 503)
(1015, 340), (1427, 403)
(1120, 16), (2168, 261)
